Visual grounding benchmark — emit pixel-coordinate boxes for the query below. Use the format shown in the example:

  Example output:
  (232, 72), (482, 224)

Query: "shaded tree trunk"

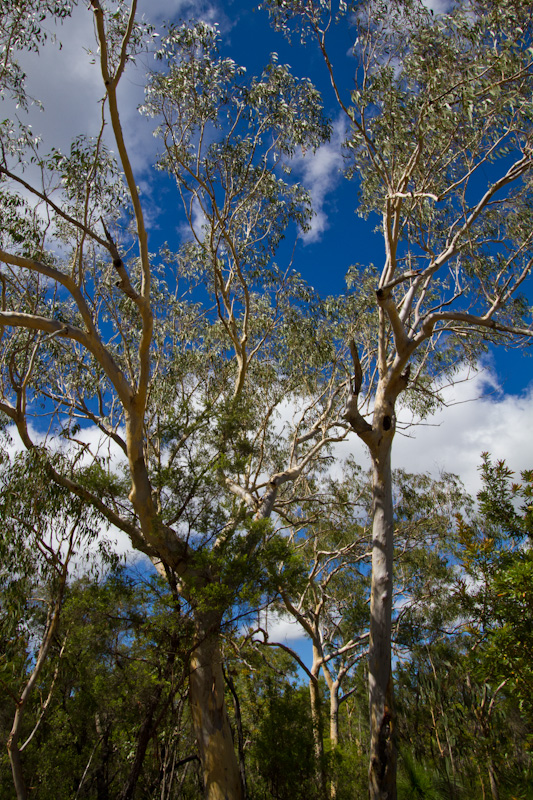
(117, 624), (184, 800)
(189, 609), (243, 800)
(368, 442), (397, 800)
(6, 738), (26, 800)
(94, 713), (113, 800)
(116, 699), (157, 800)
(488, 759), (499, 800)
(224, 667), (249, 800)
(309, 645), (328, 800)
(322, 661), (350, 800)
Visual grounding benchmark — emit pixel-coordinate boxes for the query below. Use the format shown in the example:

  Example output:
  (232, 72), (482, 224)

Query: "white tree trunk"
(488, 760), (500, 800)
(368, 442), (397, 800)
(7, 589), (66, 800)
(329, 679), (340, 800)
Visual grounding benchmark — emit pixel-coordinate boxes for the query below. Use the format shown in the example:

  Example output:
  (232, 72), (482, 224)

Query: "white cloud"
(266, 362), (533, 503)
(254, 608), (308, 643)
(421, 0), (455, 13)
(10, 7), (104, 152)
(3, 420), (127, 474)
(294, 117), (346, 244)
(177, 196), (208, 242)
(5, 2), (226, 188)
(393, 369), (533, 496)
(335, 365), (533, 499)
(3, 421), (136, 563)
(138, 0), (228, 29)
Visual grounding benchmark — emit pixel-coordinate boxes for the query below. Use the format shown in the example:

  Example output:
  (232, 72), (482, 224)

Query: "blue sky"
(5, 0), (532, 488)
(4, 0), (533, 667)
(218, 0), (533, 388)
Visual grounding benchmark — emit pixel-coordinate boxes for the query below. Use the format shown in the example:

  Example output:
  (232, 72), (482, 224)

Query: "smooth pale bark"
(368, 441), (396, 800)
(189, 609), (243, 800)
(478, 762), (487, 800)
(6, 735), (26, 800)
(345, 345), (397, 800)
(322, 659), (354, 800)
(329, 677), (340, 748)
(326, 674), (340, 800)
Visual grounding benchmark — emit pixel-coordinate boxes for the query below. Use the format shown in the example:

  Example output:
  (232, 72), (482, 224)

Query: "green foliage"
(0, 568), (196, 800)
(2, 0), (533, 795)
(265, 0), (533, 420)
(396, 457), (533, 799)
(398, 751), (451, 800)
(0, 188), (44, 257)
(0, 445), (100, 633)
(247, 679), (319, 800)
(458, 457), (533, 725)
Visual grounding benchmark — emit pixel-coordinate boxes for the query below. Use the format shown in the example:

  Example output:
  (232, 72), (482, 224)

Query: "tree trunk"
(6, 736), (26, 800)
(224, 668), (249, 800)
(118, 623), (183, 800)
(488, 760), (499, 800)
(7, 592), (65, 800)
(116, 703), (156, 800)
(94, 713), (112, 800)
(329, 678), (340, 800)
(189, 609), (243, 800)
(309, 647), (328, 800)
(368, 442), (397, 800)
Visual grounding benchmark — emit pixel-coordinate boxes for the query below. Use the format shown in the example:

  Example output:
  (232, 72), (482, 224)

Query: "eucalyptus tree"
(264, 0), (533, 796)
(261, 461), (371, 800)
(0, 3), (342, 798)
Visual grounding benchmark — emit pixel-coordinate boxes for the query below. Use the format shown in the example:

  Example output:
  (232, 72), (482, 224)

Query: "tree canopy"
(0, 1), (532, 799)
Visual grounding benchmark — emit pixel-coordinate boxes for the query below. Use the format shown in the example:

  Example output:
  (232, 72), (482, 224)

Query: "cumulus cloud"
(138, 0), (230, 29)
(294, 117), (346, 244)
(334, 365), (533, 499)
(3, 421), (136, 563)
(254, 608), (308, 642)
(421, 0), (455, 13)
(177, 196), (208, 242)
(260, 360), (533, 504)
(393, 368), (533, 497)
(5, 2), (226, 191)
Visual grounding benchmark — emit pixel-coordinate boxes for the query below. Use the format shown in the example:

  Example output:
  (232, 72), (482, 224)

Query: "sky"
(4, 0), (533, 520)
(2, 0), (532, 675)
(3, 1), (533, 593)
